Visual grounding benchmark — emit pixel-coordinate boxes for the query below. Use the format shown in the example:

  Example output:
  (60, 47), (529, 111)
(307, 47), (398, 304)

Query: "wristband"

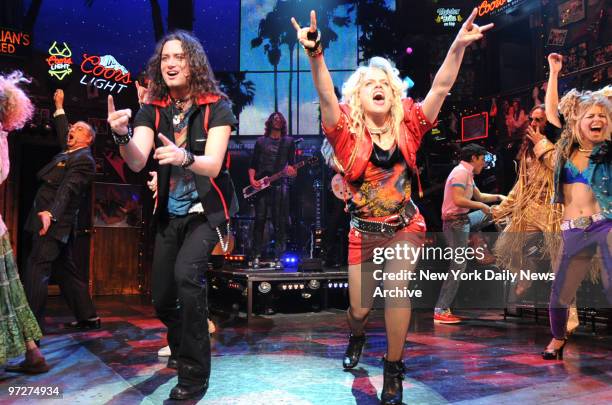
(302, 30), (323, 58)
(112, 126), (133, 145)
(181, 148), (195, 168)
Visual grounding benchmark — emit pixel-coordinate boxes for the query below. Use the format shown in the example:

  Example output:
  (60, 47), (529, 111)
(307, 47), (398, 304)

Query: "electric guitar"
(331, 173), (353, 200)
(243, 156), (318, 200)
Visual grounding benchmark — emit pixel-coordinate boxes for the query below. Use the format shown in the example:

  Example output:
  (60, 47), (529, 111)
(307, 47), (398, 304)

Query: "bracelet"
(181, 148), (195, 168)
(112, 126), (133, 145)
(302, 30), (323, 58)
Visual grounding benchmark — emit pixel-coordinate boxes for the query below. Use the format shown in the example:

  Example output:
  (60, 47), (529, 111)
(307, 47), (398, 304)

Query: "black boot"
(166, 356), (178, 370)
(381, 357), (405, 405)
(169, 363), (209, 400)
(343, 334), (366, 369)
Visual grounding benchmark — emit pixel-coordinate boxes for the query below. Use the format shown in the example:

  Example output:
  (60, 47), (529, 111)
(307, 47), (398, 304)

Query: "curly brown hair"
(264, 112), (287, 137)
(145, 30), (227, 102)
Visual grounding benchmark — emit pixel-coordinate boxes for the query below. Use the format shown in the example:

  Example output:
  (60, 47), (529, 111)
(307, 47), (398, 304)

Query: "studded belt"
(351, 202), (417, 237)
(560, 213), (605, 231)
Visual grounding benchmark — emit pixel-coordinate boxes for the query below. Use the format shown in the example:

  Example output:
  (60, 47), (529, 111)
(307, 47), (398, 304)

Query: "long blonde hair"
(341, 57), (407, 146)
(557, 89), (611, 159)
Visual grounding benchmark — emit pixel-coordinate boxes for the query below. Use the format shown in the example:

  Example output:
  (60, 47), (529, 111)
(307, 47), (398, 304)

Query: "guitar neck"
(267, 160), (308, 182)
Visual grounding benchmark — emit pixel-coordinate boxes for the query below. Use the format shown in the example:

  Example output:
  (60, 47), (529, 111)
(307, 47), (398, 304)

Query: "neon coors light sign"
(79, 54), (132, 94)
(46, 41), (73, 81)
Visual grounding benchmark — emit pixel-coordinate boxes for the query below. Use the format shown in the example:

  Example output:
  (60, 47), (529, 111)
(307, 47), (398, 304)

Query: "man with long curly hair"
(107, 30), (238, 400)
(248, 111), (296, 268)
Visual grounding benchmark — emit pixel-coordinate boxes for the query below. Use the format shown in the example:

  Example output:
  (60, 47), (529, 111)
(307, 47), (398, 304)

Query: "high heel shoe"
(343, 333), (366, 369)
(541, 338), (567, 360)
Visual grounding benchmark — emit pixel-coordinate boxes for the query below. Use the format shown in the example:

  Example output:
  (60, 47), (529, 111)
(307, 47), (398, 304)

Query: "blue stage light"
(281, 253), (299, 266)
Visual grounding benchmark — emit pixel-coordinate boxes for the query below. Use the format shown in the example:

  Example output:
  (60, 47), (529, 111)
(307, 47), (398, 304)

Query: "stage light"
(301, 293), (312, 299)
(281, 253), (299, 267)
(403, 76), (415, 90)
(228, 281), (244, 291)
(282, 284), (287, 290)
(308, 280), (320, 289)
(405, 47), (413, 55)
(258, 282), (272, 294)
(484, 152), (497, 170)
(227, 254), (246, 263)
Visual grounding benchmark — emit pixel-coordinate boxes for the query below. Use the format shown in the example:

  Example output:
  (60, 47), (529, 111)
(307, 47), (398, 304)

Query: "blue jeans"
(435, 210), (493, 311)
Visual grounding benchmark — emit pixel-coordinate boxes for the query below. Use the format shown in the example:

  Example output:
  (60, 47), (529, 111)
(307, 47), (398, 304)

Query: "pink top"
(441, 161), (476, 219)
(0, 131), (9, 236)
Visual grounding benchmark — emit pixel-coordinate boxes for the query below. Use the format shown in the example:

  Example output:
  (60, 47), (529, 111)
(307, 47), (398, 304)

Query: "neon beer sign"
(46, 42), (73, 81)
(79, 54), (132, 94)
(435, 8), (463, 27)
(477, 0), (508, 17)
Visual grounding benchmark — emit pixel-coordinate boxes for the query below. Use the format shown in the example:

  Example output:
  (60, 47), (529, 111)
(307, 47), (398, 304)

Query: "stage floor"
(1, 296), (610, 404)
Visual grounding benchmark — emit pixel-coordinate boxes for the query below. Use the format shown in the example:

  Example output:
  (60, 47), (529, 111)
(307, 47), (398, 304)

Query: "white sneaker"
(158, 345), (171, 357)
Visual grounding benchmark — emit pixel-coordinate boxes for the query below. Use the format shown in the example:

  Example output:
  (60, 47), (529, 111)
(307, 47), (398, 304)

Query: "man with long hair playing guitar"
(248, 112), (297, 267)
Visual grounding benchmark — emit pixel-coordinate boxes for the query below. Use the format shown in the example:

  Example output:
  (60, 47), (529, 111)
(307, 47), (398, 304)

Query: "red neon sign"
(79, 54), (132, 94)
(477, 0), (508, 17)
(0, 28), (31, 56)
(80, 55), (132, 84)
(461, 112), (489, 142)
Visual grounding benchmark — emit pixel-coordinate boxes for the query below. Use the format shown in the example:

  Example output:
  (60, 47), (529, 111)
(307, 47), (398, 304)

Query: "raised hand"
(548, 53), (563, 75)
(454, 8), (494, 48)
(107, 95), (132, 136)
(153, 134), (184, 166)
(53, 89), (64, 110)
(526, 125), (545, 145)
(291, 10), (318, 49)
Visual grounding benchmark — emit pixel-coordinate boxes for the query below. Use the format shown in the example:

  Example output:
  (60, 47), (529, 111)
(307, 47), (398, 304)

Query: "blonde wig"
(0, 71), (33, 132)
(341, 57), (407, 146)
(557, 89), (611, 159)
